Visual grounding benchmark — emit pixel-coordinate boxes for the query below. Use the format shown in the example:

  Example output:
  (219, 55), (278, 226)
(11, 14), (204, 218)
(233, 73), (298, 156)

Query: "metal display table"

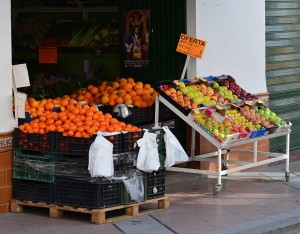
(155, 95), (291, 194)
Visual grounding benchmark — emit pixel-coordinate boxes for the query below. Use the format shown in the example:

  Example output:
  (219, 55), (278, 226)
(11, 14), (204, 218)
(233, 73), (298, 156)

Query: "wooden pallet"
(10, 196), (170, 224)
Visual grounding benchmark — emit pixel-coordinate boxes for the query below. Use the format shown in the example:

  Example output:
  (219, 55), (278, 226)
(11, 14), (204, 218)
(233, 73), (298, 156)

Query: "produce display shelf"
(155, 94), (291, 194)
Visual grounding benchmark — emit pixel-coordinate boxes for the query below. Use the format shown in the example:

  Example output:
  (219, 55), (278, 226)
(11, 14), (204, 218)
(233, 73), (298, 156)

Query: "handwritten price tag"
(39, 47), (58, 64)
(176, 34), (207, 59)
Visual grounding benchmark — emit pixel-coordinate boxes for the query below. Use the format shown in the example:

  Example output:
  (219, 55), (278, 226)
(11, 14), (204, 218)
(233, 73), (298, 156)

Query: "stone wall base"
(0, 131), (13, 213)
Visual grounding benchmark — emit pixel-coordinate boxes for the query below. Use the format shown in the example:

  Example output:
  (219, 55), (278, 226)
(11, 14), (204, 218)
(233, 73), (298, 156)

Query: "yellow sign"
(176, 34), (207, 59)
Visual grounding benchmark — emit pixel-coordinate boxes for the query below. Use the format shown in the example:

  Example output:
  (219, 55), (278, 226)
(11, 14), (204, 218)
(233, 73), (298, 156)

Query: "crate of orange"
(122, 131), (144, 153)
(69, 78), (158, 125)
(18, 100), (143, 155)
(13, 128), (56, 153)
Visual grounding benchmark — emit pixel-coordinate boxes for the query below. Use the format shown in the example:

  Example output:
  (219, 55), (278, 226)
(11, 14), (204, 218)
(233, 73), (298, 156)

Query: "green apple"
(194, 97), (204, 105)
(186, 91), (195, 98)
(212, 81), (219, 89)
(180, 87), (188, 94)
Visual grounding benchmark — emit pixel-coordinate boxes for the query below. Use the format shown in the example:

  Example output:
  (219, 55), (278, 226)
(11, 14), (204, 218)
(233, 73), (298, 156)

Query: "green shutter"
(266, 0), (300, 151)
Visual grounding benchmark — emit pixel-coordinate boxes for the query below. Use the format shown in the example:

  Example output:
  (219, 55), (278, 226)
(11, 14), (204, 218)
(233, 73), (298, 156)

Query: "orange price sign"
(176, 34), (206, 59)
(39, 47), (58, 64)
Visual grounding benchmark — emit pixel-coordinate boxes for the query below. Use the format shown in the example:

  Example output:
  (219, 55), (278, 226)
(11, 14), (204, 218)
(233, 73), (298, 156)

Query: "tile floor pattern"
(0, 157), (300, 234)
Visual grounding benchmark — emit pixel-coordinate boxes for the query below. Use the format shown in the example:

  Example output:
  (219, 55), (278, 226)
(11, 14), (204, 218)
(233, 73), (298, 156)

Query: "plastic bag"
(122, 174), (144, 202)
(113, 104), (132, 118)
(88, 132), (114, 177)
(163, 126), (189, 167)
(136, 130), (160, 172)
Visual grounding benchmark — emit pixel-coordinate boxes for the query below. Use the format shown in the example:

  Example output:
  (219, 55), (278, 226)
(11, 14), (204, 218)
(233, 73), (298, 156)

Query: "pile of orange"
(25, 96), (77, 118)
(70, 77), (158, 108)
(19, 102), (142, 137)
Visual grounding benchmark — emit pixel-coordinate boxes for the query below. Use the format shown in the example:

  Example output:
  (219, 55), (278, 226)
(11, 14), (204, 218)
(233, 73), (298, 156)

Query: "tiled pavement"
(1, 156), (300, 234)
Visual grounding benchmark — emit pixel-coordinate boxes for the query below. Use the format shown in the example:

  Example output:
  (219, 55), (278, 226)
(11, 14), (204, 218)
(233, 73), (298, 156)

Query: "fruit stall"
(155, 75), (292, 194)
(11, 77), (174, 224)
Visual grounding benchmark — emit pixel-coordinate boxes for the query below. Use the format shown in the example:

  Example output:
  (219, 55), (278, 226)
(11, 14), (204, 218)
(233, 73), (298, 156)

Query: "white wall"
(187, 0), (266, 94)
(0, 1), (14, 132)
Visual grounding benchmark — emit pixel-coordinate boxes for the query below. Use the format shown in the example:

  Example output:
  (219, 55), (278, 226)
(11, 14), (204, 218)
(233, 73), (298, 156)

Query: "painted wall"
(187, 0), (266, 94)
(0, 1), (14, 132)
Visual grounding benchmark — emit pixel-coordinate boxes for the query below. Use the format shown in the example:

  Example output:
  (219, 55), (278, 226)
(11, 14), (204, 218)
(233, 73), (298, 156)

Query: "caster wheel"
(285, 172), (290, 182)
(213, 184), (222, 195)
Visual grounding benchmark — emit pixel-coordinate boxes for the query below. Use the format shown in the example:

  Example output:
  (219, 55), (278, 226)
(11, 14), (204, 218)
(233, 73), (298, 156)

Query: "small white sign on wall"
(12, 64), (30, 123)
(12, 64), (30, 88)
(16, 92), (27, 118)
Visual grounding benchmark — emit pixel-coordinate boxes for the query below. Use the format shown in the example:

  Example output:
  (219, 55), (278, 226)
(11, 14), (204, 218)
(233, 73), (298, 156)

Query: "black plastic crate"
(113, 153), (137, 177)
(13, 128), (56, 153)
(12, 178), (54, 203)
(103, 105), (155, 125)
(55, 155), (89, 179)
(144, 168), (166, 200)
(55, 132), (123, 156)
(54, 176), (121, 209)
(122, 131), (144, 153)
(159, 102), (177, 121)
(55, 132), (96, 156)
(103, 134), (123, 154)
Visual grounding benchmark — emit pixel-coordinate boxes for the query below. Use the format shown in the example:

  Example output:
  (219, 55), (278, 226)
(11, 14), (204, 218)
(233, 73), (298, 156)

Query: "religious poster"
(123, 10), (150, 68)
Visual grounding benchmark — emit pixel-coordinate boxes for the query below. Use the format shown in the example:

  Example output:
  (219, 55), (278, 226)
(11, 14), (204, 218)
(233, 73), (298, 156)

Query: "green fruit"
(212, 82), (219, 89)
(180, 87), (188, 94)
(194, 97), (204, 105)
(186, 91), (195, 98)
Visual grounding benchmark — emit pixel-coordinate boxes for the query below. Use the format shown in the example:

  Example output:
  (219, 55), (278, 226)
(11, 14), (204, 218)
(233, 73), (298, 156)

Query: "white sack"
(88, 132), (114, 177)
(163, 126), (189, 167)
(136, 130), (160, 172)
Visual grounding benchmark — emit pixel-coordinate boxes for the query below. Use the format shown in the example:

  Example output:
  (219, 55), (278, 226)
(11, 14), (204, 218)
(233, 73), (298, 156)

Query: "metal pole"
(286, 132), (290, 173)
(191, 128), (195, 160)
(154, 96), (160, 128)
(217, 148), (222, 185)
(180, 55), (191, 80)
(254, 141), (257, 162)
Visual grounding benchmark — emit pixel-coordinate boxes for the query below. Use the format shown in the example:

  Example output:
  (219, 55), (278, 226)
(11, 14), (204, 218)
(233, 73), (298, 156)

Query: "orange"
(68, 99), (77, 105)
(112, 81), (120, 89)
(129, 90), (137, 97)
(90, 87), (99, 95)
(119, 78), (127, 85)
(55, 120), (63, 126)
(122, 83), (132, 92)
(87, 84), (94, 91)
(89, 106), (98, 113)
(39, 116), (47, 122)
(74, 132), (82, 138)
(115, 97), (123, 104)
(46, 118), (55, 125)
(124, 99), (133, 105)
(44, 102), (54, 111)
(31, 100), (39, 108)
(127, 77), (135, 83)
(144, 83), (151, 90)
(134, 82), (143, 90)
(100, 95), (109, 104)
(109, 93), (118, 101)
(108, 99), (115, 106)
(71, 107), (80, 115)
